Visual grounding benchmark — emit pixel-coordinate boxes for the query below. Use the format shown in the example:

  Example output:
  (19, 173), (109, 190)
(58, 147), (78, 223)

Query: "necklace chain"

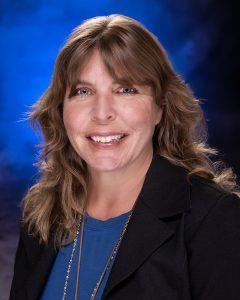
(62, 209), (134, 300)
(62, 215), (82, 300)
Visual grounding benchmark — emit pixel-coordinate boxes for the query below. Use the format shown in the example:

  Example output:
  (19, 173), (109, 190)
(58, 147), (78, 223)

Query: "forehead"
(67, 47), (154, 91)
(76, 51), (132, 83)
(79, 49), (106, 71)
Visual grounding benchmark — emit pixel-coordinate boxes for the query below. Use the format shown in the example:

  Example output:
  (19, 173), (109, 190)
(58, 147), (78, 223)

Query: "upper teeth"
(90, 134), (125, 143)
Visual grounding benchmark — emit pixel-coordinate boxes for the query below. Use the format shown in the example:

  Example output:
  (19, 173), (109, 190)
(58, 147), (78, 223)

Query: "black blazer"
(10, 155), (240, 300)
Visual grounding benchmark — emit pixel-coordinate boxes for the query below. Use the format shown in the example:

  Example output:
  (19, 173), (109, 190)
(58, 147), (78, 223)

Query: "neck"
(86, 151), (153, 220)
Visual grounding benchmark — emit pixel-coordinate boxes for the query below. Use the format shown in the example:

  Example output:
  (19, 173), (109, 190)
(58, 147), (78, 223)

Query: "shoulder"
(182, 176), (240, 299)
(184, 175), (240, 236)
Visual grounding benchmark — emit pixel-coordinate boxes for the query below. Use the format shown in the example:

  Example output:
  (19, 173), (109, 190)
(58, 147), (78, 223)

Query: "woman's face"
(63, 49), (162, 172)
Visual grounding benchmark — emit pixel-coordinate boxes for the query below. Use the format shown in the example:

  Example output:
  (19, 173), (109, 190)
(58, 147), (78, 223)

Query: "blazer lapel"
(101, 200), (176, 299)
(23, 224), (57, 300)
(26, 245), (57, 300)
(102, 154), (191, 299)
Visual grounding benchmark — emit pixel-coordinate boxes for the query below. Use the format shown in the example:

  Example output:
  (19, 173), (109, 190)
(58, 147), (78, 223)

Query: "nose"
(90, 93), (116, 123)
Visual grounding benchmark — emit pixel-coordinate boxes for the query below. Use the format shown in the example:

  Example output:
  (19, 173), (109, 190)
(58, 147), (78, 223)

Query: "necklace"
(62, 208), (134, 300)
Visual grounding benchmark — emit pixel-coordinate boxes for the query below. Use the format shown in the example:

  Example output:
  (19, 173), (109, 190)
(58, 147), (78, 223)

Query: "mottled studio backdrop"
(0, 0), (239, 298)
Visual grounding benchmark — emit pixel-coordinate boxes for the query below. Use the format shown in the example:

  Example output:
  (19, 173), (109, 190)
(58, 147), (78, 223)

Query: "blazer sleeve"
(9, 222), (29, 299)
(186, 192), (240, 300)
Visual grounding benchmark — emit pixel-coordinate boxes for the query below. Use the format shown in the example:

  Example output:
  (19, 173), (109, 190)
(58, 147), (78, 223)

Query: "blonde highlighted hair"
(21, 14), (239, 249)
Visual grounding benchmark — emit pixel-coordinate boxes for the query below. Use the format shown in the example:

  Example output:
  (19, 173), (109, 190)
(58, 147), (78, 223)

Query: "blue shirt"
(40, 210), (132, 299)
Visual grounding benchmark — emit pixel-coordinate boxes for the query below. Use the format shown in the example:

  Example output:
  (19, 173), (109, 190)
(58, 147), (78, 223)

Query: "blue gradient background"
(0, 0), (239, 298)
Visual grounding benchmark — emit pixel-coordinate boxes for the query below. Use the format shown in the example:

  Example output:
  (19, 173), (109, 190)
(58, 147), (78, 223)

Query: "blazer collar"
(25, 154), (191, 300)
(139, 154), (191, 218)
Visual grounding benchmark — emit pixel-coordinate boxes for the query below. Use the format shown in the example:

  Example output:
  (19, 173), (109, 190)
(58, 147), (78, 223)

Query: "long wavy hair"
(21, 14), (239, 249)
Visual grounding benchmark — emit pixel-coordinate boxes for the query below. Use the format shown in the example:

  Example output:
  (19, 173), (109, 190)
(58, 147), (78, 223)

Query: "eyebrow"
(75, 78), (134, 86)
(75, 80), (94, 86)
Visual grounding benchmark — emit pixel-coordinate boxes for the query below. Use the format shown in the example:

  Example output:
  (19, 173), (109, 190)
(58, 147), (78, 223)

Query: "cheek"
(121, 103), (155, 131)
(63, 105), (82, 134)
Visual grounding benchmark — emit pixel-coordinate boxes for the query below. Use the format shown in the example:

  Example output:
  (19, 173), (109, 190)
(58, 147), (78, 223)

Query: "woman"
(10, 14), (240, 300)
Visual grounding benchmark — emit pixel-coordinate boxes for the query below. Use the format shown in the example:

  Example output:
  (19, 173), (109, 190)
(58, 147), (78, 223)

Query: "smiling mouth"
(87, 134), (128, 142)
(86, 134), (129, 147)
(87, 133), (128, 140)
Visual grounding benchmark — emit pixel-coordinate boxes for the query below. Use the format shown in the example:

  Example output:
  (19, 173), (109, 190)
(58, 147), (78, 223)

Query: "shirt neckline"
(84, 210), (132, 230)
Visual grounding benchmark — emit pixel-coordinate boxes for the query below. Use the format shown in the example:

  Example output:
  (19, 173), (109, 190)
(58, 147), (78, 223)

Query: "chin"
(87, 157), (124, 172)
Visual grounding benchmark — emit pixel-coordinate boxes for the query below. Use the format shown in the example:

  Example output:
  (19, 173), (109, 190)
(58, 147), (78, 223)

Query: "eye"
(71, 87), (92, 97)
(118, 87), (138, 95)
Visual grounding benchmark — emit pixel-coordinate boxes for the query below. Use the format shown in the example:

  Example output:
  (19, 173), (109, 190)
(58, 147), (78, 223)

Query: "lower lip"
(87, 135), (128, 150)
